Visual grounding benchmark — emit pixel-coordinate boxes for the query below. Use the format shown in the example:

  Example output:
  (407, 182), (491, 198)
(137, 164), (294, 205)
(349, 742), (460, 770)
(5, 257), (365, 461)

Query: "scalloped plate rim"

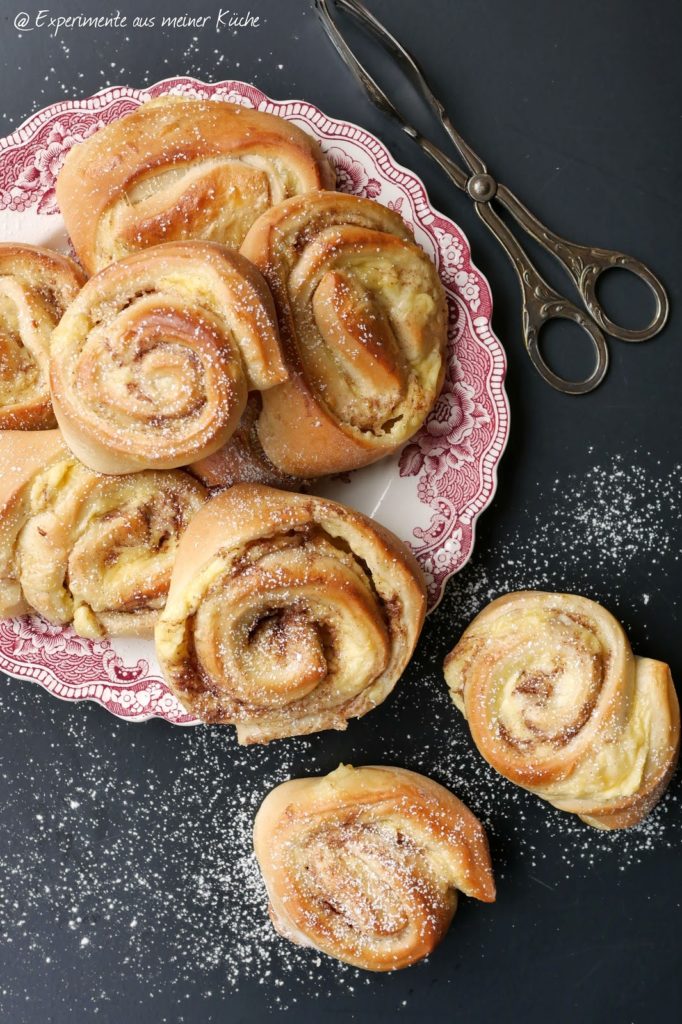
(0, 75), (510, 724)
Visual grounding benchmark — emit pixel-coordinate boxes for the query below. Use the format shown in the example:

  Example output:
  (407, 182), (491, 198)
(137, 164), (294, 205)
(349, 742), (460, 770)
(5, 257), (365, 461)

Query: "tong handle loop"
(578, 249), (669, 342)
(523, 280), (609, 395)
(316, 0), (669, 392)
(495, 184), (669, 343)
(475, 200), (608, 394)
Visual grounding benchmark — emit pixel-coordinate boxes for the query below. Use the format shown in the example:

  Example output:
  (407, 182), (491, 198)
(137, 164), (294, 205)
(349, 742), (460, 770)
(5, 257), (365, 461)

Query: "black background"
(1, 2), (681, 1022)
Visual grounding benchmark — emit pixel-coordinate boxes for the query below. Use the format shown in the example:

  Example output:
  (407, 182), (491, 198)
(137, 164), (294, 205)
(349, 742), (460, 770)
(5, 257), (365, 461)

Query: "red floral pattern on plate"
(0, 617), (194, 723)
(0, 77), (509, 724)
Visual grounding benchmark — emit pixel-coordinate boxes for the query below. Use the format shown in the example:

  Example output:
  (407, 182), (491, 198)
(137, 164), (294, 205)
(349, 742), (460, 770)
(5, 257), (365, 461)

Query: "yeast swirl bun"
(49, 241), (286, 473)
(0, 430), (206, 638)
(239, 191), (448, 476)
(56, 95), (336, 274)
(0, 244), (85, 430)
(253, 764), (495, 971)
(155, 483), (426, 743)
(444, 591), (680, 829)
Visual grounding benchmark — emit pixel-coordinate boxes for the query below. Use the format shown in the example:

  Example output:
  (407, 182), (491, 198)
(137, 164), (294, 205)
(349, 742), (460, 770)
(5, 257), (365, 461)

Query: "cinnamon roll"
(154, 483), (426, 743)
(0, 430), (206, 638)
(0, 244), (85, 430)
(49, 241), (286, 473)
(253, 764), (495, 971)
(444, 591), (680, 829)
(239, 191), (448, 476)
(56, 95), (336, 274)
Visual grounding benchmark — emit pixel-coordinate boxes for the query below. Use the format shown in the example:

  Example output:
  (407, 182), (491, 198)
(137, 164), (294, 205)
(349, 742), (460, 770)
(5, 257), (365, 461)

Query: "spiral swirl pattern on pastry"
(49, 241), (286, 473)
(253, 764), (495, 971)
(0, 430), (207, 638)
(56, 95), (336, 274)
(155, 483), (426, 743)
(239, 191), (448, 476)
(444, 591), (680, 829)
(0, 244), (85, 430)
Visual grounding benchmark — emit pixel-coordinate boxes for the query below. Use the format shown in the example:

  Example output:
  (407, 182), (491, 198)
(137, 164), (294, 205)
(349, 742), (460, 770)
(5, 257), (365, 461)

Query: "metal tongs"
(315, 0), (669, 394)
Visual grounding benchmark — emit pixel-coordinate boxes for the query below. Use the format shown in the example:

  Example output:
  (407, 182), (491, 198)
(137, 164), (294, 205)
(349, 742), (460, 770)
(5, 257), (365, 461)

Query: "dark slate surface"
(0, 2), (680, 1022)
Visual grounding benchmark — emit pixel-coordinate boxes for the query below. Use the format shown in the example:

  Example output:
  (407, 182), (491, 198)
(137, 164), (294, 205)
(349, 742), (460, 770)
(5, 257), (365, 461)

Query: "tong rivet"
(467, 173), (497, 202)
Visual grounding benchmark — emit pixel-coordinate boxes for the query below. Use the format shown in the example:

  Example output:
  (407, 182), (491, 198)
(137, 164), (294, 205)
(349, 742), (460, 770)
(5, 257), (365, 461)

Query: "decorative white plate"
(0, 77), (509, 724)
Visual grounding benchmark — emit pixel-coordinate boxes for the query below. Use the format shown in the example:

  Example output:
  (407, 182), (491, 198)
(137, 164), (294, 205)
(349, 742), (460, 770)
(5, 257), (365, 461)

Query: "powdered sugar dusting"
(417, 449), (681, 869)
(436, 451), (680, 635)
(0, 706), (370, 1013)
(0, 449), (679, 1015)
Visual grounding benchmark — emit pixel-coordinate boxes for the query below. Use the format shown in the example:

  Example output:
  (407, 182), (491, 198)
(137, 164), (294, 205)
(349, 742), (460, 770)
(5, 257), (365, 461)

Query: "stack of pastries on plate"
(0, 94), (677, 971)
(4, 95), (448, 697)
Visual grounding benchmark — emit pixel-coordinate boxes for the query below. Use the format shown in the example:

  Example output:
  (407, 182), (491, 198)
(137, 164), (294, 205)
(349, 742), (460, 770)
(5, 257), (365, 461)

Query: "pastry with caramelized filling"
(253, 764), (495, 970)
(49, 241), (286, 473)
(239, 191), (448, 476)
(56, 95), (336, 274)
(0, 430), (206, 638)
(154, 483), (426, 742)
(0, 244), (85, 430)
(444, 591), (680, 829)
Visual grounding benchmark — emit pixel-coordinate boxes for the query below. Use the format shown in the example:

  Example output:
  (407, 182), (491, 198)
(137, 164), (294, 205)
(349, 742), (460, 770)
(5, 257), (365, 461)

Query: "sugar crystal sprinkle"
(0, 449), (680, 1015)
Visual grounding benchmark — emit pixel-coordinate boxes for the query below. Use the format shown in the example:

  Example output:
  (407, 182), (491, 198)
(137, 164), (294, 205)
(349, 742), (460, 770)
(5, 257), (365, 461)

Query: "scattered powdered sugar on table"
(438, 450), (680, 631)
(0, 702), (376, 1016)
(0, 449), (680, 1016)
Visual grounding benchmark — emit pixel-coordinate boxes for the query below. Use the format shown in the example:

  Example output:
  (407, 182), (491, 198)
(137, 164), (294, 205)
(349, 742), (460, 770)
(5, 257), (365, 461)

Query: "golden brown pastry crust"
(188, 394), (306, 491)
(56, 95), (336, 274)
(239, 191), (448, 476)
(444, 591), (680, 829)
(154, 483), (426, 743)
(49, 240), (286, 473)
(253, 764), (495, 971)
(0, 244), (85, 430)
(0, 429), (207, 637)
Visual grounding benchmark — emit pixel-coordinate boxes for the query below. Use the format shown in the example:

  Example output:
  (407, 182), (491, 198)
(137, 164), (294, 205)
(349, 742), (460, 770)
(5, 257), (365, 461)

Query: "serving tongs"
(315, 0), (669, 394)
